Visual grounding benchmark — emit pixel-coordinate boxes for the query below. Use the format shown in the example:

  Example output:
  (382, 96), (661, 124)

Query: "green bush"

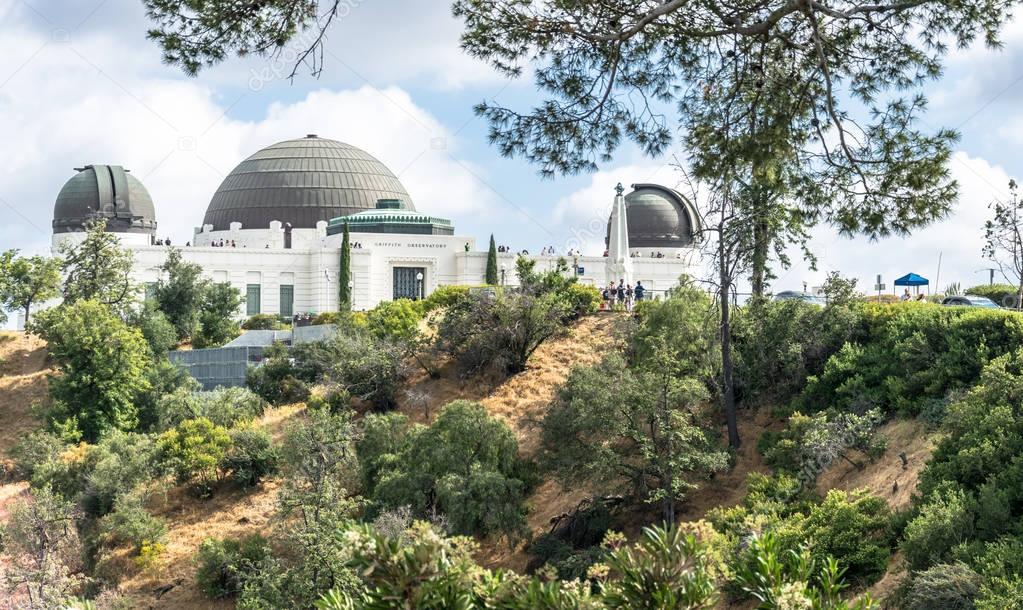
(318, 332), (407, 410)
(420, 284), (471, 313)
(559, 283), (601, 319)
(803, 490), (893, 583)
(358, 401), (528, 538)
(158, 418), (232, 496)
(246, 343), (310, 406)
(83, 430), (162, 516)
(222, 426), (279, 487)
(195, 534), (271, 599)
(242, 313), (287, 330)
(733, 299), (860, 404)
(97, 494), (167, 552)
(903, 487), (976, 570)
(157, 385), (266, 431)
(364, 299), (422, 341)
(798, 304), (1023, 415)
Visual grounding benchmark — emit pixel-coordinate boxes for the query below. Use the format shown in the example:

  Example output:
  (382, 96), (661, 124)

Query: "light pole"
(500, 263), (506, 287)
(348, 279), (354, 309)
(573, 254), (579, 277)
(416, 271), (424, 301)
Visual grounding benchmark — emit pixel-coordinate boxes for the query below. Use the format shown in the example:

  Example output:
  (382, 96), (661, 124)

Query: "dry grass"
(114, 404), (307, 609)
(816, 418), (936, 511)
(0, 331), (50, 461)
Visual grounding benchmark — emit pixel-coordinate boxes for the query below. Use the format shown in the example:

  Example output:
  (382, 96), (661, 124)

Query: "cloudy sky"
(3, 0), (1023, 295)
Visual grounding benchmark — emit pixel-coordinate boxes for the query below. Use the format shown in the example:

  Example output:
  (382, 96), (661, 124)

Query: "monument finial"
(615, 182), (624, 196)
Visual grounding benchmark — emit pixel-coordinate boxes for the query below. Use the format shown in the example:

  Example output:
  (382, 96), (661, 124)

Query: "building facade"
(40, 135), (702, 324)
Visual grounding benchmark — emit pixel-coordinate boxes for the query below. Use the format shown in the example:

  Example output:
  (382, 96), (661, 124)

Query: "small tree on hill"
(339, 223), (352, 311)
(983, 179), (1023, 310)
(0, 251), (61, 325)
(29, 300), (151, 441)
(155, 248), (210, 339)
(194, 282), (244, 348)
(486, 234), (498, 285)
(59, 219), (136, 312)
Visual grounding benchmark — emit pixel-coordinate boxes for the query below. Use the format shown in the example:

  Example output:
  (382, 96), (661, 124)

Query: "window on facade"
(246, 284), (261, 315)
(280, 284), (294, 318)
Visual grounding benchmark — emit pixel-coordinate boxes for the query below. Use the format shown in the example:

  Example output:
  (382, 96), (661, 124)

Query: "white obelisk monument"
(606, 182), (633, 285)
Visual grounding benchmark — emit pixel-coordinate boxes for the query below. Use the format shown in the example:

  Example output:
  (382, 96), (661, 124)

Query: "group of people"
(602, 280), (645, 311)
(209, 239), (237, 247)
(901, 288), (927, 302)
(153, 237), (173, 246)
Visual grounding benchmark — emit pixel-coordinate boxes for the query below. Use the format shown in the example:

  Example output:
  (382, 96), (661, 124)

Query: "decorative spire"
(615, 182), (624, 195)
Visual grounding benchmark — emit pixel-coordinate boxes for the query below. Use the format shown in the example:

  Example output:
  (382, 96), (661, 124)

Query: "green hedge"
(797, 303), (1023, 415)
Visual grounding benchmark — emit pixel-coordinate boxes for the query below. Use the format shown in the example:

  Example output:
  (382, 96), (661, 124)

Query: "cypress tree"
(339, 223), (352, 311)
(485, 234), (499, 285)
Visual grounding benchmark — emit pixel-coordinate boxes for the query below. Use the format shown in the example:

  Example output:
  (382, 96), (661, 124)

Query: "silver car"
(940, 295), (1000, 309)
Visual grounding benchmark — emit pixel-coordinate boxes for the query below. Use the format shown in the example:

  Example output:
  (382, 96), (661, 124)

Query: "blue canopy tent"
(894, 272), (929, 295)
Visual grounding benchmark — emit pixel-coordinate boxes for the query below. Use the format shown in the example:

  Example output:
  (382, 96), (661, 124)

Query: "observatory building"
(46, 135), (701, 320)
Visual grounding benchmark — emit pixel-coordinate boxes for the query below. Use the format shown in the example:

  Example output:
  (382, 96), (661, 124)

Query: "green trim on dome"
(327, 202), (454, 236)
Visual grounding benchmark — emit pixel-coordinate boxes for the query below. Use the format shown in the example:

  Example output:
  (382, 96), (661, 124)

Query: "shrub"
(420, 284), (471, 312)
(194, 282), (244, 348)
(195, 534), (271, 599)
(559, 283), (602, 319)
(438, 290), (569, 377)
(246, 343), (310, 405)
(158, 418), (232, 496)
(803, 490), (893, 583)
(83, 430), (162, 516)
(157, 385), (266, 431)
(222, 426), (279, 487)
(904, 562), (982, 610)
(359, 401), (528, 538)
(903, 487), (976, 570)
(364, 299), (422, 341)
(305, 332), (408, 410)
(242, 313), (287, 330)
(97, 494), (167, 552)
(759, 409), (885, 480)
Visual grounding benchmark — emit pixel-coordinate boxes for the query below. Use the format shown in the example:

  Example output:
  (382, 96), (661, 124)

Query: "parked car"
(773, 291), (826, 305)
(941, 294), (1000, 308)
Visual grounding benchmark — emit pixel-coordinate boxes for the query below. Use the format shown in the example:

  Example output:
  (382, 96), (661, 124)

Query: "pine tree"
(339, 223), (352, 311)
(485, 234), (498, 285)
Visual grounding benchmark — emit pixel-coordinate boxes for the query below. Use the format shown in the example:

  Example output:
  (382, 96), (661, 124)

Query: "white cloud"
(0, 23), (498, 254)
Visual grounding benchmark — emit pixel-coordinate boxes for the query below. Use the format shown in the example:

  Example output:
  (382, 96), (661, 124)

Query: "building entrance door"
(393, 267), (425, 300)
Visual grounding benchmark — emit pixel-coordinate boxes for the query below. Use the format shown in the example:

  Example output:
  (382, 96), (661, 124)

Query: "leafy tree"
(359, 401), (528, 538)
(194, 282), (244, 348)
(0, 488), (86, 609)
(320, 332), (408, 410)
(222, 426), (279, 487)
(158, 417), (232, 496)
(821, 272), (860, 307)
(339, 223), (351, 311)
(154, 248), (210, 340)
(125, 300), (178, 356)
(0, 251), (61, 325)
(58, 219), (136, 312)
(486, 234), (498, 285)
(195, 534), (271, 599)
(30, 300), (152, 441)
(542, 353), (728, 526)
(983, 179), (1023, 310)
(157, 385), (266, 431)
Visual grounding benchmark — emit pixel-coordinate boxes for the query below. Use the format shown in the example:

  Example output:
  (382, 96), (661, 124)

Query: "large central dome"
(203, 135), (415, 231)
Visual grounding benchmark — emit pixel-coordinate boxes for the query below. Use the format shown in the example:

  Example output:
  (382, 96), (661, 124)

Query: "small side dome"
(606, 183), (701, 249)
(53, 165), (157, 234)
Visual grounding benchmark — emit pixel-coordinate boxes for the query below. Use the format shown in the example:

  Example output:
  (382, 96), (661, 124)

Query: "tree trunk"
(750, 194), (769, 299)
(1017, 274), (1023, 311)
(23, 301), (31, 326)
(718, 238), (741, 449)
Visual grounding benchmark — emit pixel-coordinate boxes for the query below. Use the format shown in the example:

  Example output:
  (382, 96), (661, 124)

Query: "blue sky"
(3, 0), (1023, 295)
